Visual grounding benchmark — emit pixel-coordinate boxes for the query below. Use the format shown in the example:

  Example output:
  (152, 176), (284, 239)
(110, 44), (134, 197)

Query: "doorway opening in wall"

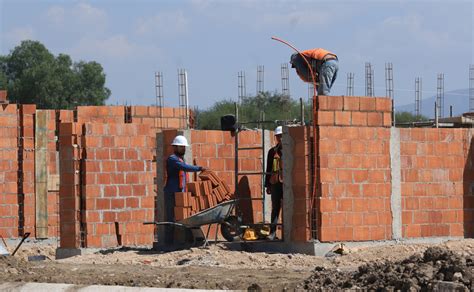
(225, 102), (305, 242)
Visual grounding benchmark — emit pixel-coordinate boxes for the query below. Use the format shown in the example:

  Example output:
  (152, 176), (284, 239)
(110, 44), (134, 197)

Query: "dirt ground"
(1, 239), (473, 290)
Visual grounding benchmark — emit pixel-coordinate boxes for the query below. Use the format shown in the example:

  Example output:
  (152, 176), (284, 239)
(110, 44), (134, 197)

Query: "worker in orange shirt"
(290, 48), (338, 95)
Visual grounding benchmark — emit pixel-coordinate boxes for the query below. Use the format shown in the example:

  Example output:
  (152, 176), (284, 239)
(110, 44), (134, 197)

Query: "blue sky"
(1, 0), (473, 109)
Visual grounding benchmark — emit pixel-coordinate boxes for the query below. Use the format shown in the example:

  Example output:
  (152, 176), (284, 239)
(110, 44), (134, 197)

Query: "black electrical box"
(220, 114), (237, 131)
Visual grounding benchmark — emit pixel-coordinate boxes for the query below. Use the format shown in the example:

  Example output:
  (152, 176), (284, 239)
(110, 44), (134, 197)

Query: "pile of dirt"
(300, 247), (473, 291)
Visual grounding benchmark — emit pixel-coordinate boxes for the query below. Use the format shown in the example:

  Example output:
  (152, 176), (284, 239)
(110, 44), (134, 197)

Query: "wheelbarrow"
(144, 199), (243, 249)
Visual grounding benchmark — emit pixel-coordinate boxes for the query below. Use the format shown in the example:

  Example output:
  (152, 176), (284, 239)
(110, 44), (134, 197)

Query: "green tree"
(196, 91), (312, 130)
(0, 40), (110, 109)
(395, 111), (429, 123)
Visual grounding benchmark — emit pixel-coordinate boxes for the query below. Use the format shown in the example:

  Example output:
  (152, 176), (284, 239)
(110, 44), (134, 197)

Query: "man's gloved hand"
(266, 187), (271, 195)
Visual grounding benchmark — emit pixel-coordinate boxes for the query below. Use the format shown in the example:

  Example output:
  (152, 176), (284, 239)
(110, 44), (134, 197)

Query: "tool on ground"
(243, 228), (258, 241)
(11, 232), (30, 256)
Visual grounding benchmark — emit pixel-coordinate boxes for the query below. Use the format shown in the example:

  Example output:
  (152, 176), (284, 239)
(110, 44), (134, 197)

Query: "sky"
(0, 0), (473, 110)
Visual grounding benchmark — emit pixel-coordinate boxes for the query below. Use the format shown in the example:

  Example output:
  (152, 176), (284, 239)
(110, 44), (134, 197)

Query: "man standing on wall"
(290, 48), (339, 95)
(265, 126), (283, 240)
(163, 135), (206, 245)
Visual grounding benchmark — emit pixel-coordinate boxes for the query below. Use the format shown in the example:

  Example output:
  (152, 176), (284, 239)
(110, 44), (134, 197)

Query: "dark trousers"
(164, 192), (175, 245)
(270, 182), (283, 234)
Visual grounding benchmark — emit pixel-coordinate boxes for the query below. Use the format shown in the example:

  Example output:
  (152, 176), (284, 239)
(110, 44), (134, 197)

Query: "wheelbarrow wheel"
(221, 215), (242, 242)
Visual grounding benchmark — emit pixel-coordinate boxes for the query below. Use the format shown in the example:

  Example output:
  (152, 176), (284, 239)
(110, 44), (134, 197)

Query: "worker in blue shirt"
(163, 135), (206, 245)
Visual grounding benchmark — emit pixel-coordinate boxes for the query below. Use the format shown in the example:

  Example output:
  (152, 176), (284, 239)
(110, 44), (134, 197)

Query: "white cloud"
(5, 27), (35, 45)
(70, 35), (161, 60)
(73, 2), (107, 26)
(46, 5), (65, 25)
(135, 11), (189, 36)
(44, 2), (107, 32)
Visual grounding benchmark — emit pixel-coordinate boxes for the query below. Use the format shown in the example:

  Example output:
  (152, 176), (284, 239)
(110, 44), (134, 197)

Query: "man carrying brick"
(163, 135), (206, 246)
(265, 126), (283, 240)
(290, 48), (339, 95)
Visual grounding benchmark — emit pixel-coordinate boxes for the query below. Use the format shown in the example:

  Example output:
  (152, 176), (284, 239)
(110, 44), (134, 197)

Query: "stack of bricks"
(287, 126), (312, 242)
(58, 122), (83, 248)
(80, 123), (155, 248)
(400, 128), (468, 238)
(174, 170), (234, 221)
(316, 96), (393, 242)
(0, 104), (19, 238)
(19, 105), (36, 235)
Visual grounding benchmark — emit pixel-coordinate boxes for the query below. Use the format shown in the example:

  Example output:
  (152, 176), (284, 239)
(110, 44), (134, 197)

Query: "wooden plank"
(35, 110), (49, 238)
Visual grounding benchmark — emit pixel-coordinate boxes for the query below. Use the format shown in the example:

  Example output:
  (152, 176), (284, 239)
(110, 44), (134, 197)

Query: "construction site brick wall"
(287, 126), (313, 242)
(400, 128), (473, 238)
(80, 123), (155, 248)
(0, 104), (19, 238)
(19, 105), (36, 236)
(315, 96), (392, 242)
(2, 103), (190, 243)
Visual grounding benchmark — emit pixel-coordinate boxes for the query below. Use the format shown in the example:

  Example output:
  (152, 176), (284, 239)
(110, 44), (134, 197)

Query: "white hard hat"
(274, 126), (283, 136)
(171, 135), (189, 147)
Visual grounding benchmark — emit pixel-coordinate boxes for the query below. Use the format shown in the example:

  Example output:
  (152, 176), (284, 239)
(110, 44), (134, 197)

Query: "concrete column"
(155, 132), (165, 223)
(35, 110), (49, 238)
(282, 126), (294, 244)
(263, 129), (272, 223)
(390, 127), (402, 239)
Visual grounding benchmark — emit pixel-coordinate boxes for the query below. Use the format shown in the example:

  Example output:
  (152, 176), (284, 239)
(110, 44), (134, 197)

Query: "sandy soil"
(1, 239), (473, 290)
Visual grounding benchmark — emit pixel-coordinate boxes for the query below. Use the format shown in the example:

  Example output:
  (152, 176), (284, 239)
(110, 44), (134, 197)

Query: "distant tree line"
(0, 40), (110, 109)
(195, 91), (312, 130)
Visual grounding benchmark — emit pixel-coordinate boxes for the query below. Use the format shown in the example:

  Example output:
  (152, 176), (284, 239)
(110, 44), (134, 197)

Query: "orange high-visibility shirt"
(301, 48), (337, 60)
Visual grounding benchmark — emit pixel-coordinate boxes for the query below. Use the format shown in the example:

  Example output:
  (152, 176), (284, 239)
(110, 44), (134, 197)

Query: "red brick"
(175, 192), (189, 207)
(375, 97), (392, 112)
(326, 96), (343, 110)
(334, 111), (351, 126)
(367, 112), (383, 126)
(351, 112), (367, 126)
(338, 198), (353, 211)
(383, 113), (392, 127)
(317, 111), (334, 126)
(359, 97), (376, 111)
(343, 96), (359, 110)
(319, 198), (336, 212)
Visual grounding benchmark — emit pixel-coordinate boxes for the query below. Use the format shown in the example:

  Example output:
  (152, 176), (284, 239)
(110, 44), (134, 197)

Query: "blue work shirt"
(164, 154), (202, 194)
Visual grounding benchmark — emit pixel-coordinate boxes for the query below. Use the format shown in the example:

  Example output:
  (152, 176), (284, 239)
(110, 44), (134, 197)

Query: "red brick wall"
(80, 123), (155, 248)
(288, 126), (313, 242)
(0, 104), (19, 238)
(19, 105), (36, 235)
(400, 128), (470, 238)
(131, 106), (190, 129)
(58, 122), (83, 248)
(315, 96), (392, 242)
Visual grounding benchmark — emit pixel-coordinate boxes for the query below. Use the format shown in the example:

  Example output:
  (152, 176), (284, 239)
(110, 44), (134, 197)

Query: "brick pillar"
(283, 126), (312, 243)
(58, 123), (83, 248)
(0, 104), (19, 238)
(316, 96), (393, 242)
